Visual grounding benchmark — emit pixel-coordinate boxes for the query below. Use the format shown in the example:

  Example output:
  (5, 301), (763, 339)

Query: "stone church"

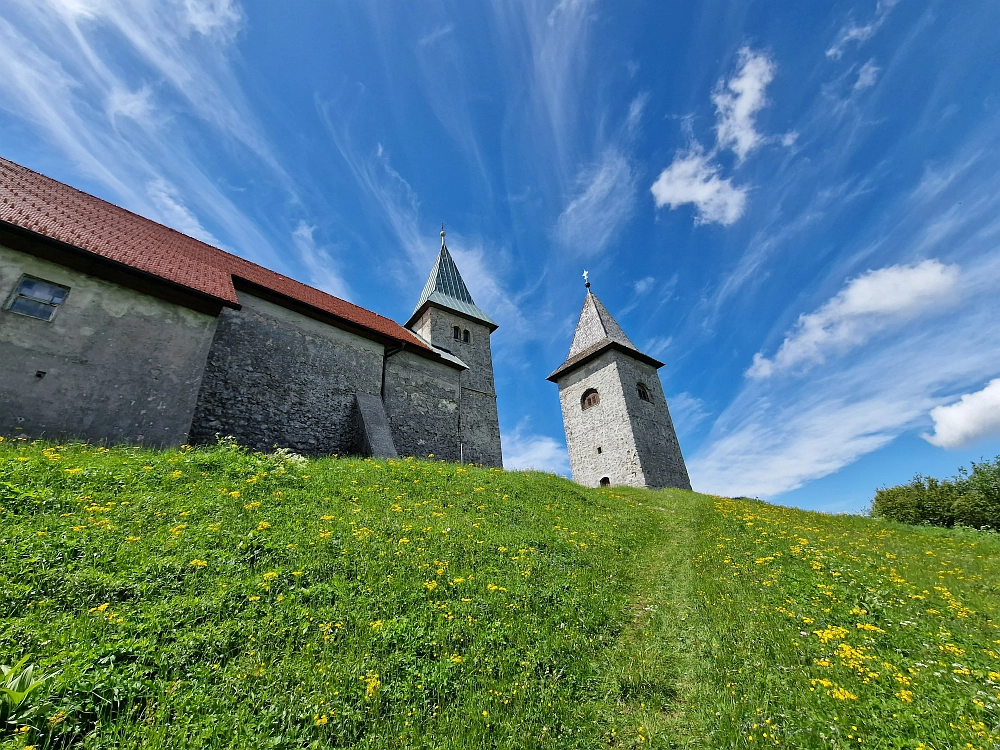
(0, 156), (501, 466)
(549, 279), (691, 490)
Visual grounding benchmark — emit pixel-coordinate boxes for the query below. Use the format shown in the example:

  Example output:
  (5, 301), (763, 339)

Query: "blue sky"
(2, 0), (999, 513)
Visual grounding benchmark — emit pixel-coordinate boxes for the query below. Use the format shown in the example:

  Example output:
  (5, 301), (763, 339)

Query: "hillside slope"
(1, 440), (998, 749)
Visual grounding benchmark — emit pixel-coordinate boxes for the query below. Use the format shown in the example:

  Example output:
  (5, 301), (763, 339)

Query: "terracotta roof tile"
(0, 157), (429, 351)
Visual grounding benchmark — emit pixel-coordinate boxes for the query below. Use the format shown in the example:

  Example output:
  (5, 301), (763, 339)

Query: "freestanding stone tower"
(405, 230), (502, 466)
(547, 279), (691, 490)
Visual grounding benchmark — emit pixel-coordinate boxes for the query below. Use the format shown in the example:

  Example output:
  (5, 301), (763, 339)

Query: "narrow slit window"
(5, 276), (70, 321)
(462, 329), (471, 344)
(453, 325), (461, 341)
(637, 382), (652, 402)
(581, 388), (600, 410)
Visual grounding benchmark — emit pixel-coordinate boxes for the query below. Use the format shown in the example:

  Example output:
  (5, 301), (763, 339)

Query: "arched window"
(637, 382), (652, 402)
(452, 326), (461, 341)
(581, 388), (600, 410)
(462, 329), (471, 344)
(599, 477), (611, 487)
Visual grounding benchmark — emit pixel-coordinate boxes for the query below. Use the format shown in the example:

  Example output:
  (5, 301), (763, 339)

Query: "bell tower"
(547, 277), (690, 490)
(405, 229), (502, 467)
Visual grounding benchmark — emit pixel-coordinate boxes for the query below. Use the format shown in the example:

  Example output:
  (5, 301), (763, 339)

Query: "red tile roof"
(0, 156), (430, 351)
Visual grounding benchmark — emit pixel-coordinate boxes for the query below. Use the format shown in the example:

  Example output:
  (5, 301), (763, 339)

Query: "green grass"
(1, 439), (998, 749)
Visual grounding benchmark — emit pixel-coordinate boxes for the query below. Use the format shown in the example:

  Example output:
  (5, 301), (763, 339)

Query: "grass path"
(2, 440), (999, 748)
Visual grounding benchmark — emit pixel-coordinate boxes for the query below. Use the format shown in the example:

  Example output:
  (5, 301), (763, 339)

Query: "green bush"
(871, 457), (1000, 530)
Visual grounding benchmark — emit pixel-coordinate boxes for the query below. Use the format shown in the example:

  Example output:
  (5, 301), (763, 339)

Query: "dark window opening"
(581, 388), (600, 410)
(637, 382), (652, 402)
(462, 329), (471, 344)
(596, 446), (602, 454)
(599, 477), (611, 487)
(5, 276), (69, 321)
(452, 325), (461, 341)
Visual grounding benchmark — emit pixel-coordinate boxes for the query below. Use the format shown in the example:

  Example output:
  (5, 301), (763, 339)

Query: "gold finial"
(583, 269), (590, 289)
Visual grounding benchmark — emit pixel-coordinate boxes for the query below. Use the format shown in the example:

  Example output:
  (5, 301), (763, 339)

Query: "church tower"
(405, 230), (502, 467)
(547, 280), (691, 490)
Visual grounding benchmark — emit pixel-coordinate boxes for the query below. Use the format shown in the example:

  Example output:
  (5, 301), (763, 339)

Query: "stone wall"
(556, 349), (690, 490)
(557, 351), (645, 488)
(189, 292), (383, 454)
(616, 356), (691, 490)
(409, 307), (502, 467)
(382, 348), (461, 461)
(0, 244), (218, 446)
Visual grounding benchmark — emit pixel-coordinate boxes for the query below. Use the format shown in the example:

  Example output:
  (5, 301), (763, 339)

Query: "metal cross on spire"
(582, 269), (590, 289)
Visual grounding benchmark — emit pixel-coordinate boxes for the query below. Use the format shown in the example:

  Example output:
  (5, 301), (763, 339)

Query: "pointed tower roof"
(406, 230), (498, 331)
(547, 288), (663, 382)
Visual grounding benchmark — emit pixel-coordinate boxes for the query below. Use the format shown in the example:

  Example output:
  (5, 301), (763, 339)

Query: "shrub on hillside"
(871, 457), (1000, 530)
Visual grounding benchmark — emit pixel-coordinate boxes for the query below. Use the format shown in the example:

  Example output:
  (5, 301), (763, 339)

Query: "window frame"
(452, 325), (461, 341)
(581, 388), (600, 410)
(3, 275), (71, 322)
(462, 329), (471, 344)
(636, 382), (653, 403)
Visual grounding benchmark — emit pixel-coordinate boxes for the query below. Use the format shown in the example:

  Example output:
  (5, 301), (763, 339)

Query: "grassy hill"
(2, 439), (998, 749)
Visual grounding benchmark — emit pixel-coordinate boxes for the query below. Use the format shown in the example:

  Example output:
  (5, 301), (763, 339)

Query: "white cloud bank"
(502, 419), (570, 475)
(923, 379), (1000, 449)
(651, 48), (778, 226)
(747, 259), (959, 378)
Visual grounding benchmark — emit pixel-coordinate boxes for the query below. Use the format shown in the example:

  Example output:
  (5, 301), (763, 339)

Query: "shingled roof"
(547, 289), (663, 381)
(0, 156), (432, 353)
(405, 232), (497, 331)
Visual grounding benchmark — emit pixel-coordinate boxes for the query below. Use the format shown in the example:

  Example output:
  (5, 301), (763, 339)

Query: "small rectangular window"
(4, 276), (70, 321)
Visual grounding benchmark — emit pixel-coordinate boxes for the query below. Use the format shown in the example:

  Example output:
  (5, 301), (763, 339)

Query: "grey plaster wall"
(409, 307), (502, 467)
(382, 348), (461, 462)
(556, 351), (646, 488)
(556, 350), (691, 490)
(188, 292), (383, 454)
(0, 244), (218, 445)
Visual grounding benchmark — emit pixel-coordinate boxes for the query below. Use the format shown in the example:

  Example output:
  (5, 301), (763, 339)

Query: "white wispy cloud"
(826, 0), (901, 60)
(633, 276), (655, 295)
(291, 221), (352, 301)
(419, 23), (454, 46)
(651, 48), (779, 227)
(747, 259), (960, 379)
(106, 84), (155, 123)
(625, 91), (650, 136)
(644, 336), (672, 358)
(502, 418), (570, 475)
(650, 148), (747, 226)
(923, 379), (1000, 449)
(555, 148), (636, 254)
(712, 47), (776, 162)
(854, 59), (880, 91)
(667, 391), (709, 438)
(146, 178), (221, 246)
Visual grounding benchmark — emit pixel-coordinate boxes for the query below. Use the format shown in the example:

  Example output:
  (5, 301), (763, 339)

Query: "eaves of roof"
(546, 338), (665, 382)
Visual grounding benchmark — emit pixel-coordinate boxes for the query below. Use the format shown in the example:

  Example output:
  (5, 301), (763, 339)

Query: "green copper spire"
(406, 228), (498, 331)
